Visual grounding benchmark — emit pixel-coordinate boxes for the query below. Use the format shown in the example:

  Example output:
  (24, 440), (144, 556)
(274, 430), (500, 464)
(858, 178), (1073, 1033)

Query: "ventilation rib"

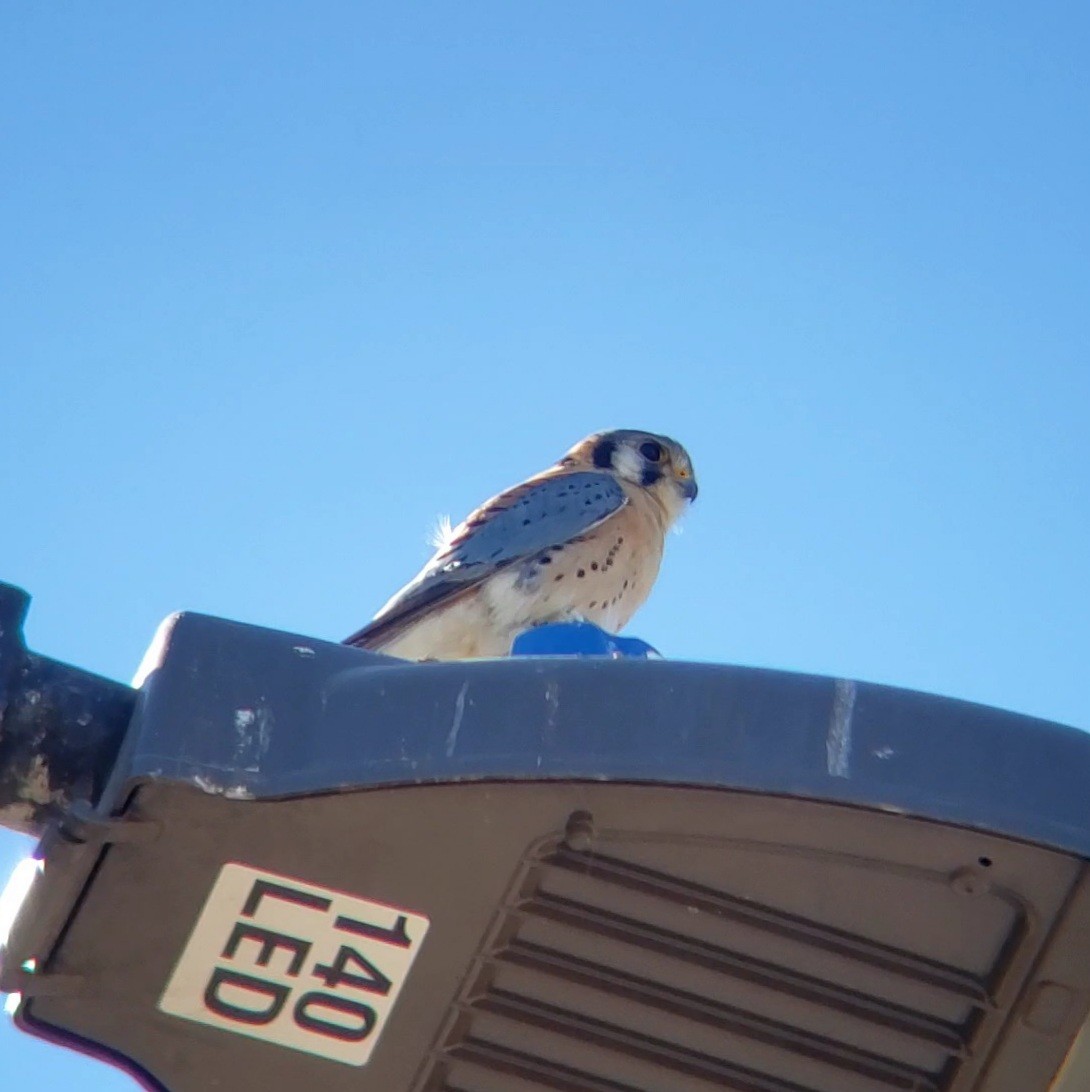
(430, 846), (1026, 1092)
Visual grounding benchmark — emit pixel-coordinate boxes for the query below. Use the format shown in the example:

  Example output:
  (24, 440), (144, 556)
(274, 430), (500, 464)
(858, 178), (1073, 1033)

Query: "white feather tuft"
(428, 514), (455, 552)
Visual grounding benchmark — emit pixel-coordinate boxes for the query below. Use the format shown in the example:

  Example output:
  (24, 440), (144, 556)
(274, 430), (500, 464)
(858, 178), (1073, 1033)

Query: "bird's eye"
(639, 440), (663, 463)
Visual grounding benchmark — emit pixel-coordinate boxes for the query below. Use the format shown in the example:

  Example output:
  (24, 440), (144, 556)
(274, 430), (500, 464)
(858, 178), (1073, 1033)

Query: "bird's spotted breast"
(485, 501), (662, 639)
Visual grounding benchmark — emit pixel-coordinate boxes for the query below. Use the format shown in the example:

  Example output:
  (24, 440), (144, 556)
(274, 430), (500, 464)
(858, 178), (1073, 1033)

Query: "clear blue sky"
(2, 4), (1088, 1087)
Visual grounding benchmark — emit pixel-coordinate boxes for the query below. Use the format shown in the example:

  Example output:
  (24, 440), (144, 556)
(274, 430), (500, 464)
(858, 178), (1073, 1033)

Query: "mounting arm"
(0, 582), (135, 837)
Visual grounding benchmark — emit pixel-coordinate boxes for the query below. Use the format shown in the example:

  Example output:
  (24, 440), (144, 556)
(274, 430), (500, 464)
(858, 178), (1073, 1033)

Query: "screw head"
(564, 810), (595, 852)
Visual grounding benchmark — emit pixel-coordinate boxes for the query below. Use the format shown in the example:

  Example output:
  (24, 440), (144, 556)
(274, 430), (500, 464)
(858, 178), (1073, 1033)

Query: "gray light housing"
(3, 609), (1090, 1091)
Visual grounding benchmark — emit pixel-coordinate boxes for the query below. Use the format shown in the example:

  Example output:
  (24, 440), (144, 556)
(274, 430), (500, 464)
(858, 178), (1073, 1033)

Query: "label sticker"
(158, 863), (430, 1066)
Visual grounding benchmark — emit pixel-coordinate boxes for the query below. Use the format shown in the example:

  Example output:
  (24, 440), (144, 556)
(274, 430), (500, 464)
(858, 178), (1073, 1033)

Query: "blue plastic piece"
(510, 621), (660, 659)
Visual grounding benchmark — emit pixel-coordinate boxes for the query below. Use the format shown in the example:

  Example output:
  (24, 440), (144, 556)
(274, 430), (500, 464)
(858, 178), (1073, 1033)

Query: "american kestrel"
(344, 429), (698, 660)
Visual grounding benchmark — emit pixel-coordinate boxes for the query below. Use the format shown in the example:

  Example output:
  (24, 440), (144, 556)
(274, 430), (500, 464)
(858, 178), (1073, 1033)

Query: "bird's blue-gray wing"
(344, 471), (626, 648)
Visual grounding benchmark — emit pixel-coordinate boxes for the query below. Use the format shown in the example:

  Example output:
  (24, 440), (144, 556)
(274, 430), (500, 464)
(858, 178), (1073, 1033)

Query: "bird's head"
(564, 429), (698, 525)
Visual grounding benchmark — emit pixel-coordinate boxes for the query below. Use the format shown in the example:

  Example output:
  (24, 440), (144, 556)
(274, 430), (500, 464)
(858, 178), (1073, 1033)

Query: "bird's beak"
(679, 475), (698, 502)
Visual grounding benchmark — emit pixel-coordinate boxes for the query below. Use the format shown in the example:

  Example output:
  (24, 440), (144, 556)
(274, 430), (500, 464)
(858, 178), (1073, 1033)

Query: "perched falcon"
(344, 429), (698, 660)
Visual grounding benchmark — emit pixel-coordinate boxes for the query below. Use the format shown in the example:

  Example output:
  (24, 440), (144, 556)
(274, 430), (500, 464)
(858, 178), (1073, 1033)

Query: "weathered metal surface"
(102, 611), (1090, 858)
